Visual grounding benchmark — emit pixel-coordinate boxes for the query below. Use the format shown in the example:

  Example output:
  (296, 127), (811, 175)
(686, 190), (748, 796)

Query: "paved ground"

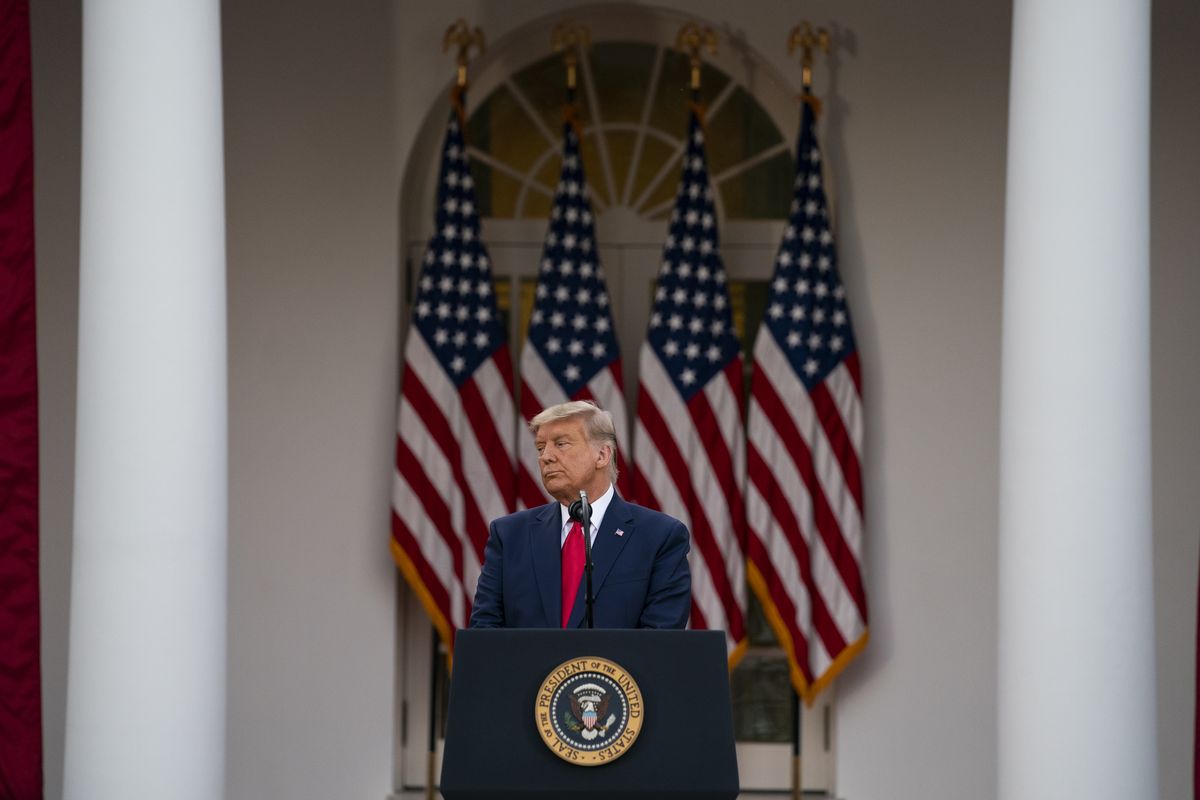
(393, 793), (825, 799)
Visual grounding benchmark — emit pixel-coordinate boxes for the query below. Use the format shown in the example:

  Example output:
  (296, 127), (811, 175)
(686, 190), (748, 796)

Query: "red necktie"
(561, 521), (585, 627)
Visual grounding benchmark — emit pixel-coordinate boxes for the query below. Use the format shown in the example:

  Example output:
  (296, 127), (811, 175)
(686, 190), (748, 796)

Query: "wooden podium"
(440, 628), (739, 800)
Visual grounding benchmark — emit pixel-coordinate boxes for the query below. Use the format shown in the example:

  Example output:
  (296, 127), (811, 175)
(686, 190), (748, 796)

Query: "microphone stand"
(573, 490), (596, 629)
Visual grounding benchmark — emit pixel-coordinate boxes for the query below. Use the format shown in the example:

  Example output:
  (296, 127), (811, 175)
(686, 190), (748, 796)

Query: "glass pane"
(746, 582), (780, 646)
(516, 277), (536, 346)
(726, 281), (747, 354)
(589, 42), (657, 124)
(436, 645), (451, 739)
(719, 150), (793, 220)
(636, 149), (682, 216)
(604, 130), (638, 204)
(580, 130), (611, 206)
(648, 50), (729, 136)
(727, 279), (770, 350)
(520, 185), (553, 220)
(735, 279), (770, 352)
(468, 79), (553, 220)
(522, 152), (561, 220)
(466, 96), (490, 152)
(511, 278), (539, 415)
(630, 135), (679, 207)
(705, 86), (784, 175)
(477, 169), (522, 219)
(466, 83), (546, 174)
(534, 154), (560, 192)
(731, 279), (769, 400)
(730, 651), (794, 743)
(494, 276), (512, 336)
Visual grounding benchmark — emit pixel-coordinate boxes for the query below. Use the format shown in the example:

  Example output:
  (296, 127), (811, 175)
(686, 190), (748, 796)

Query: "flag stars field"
(408, 114), (507, 385)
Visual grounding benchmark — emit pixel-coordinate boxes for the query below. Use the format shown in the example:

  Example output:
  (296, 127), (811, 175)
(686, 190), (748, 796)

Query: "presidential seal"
(534, 656), (644, 766)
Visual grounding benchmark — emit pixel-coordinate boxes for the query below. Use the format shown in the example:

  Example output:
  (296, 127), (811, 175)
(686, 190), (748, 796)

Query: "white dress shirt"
(557, 482), (614, 549)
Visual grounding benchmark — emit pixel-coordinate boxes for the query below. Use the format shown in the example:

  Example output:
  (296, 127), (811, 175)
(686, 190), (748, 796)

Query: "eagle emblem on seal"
(565, 683), (617, 740)
(536, 656), (643, 765)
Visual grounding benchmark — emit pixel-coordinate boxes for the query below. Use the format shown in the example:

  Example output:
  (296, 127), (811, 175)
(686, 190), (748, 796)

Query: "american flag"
(518, 103), (631, 506)
(634, 105), (748, 660)
(745, 97), (868, 703)
(391, 96), (517, 651)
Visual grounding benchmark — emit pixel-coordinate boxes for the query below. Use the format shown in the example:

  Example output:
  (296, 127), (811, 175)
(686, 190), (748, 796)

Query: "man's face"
(534, 417), (610, 505)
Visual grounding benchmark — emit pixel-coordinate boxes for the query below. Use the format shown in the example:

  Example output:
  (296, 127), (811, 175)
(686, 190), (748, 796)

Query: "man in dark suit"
(470, 401), (691, 629)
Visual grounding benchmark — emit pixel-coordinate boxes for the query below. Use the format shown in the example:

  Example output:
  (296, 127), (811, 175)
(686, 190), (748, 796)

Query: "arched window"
(396, 7), (837, 795)
(465, 41), (792, 222)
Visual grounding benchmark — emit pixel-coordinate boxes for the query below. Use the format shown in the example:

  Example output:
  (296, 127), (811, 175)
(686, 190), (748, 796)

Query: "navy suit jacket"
(469, 494), (691, 629)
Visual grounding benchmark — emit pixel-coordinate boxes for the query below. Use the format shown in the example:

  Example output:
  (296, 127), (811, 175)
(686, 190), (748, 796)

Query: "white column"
(998, 1), (1156, 799)
(64, 2), (227, 798)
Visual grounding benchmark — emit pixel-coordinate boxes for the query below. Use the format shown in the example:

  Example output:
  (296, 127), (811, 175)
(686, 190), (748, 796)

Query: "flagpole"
(442, 18), (485, 91)
(426, 626), (439, 800)
(784, 28), (831, 800)
(551, 21), (589, 95)
(791, 690), (802, 800)
(552, 22), (589, 135)
(788, 21), (832, 128)
(675, 22), (716, 93)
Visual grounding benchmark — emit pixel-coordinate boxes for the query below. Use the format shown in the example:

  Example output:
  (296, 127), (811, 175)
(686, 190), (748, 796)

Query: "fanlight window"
(465, 42), (794, 221)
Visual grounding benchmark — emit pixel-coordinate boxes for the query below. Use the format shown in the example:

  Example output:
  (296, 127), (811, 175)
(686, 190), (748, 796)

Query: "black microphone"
(568, 491), (595, 629)
(568, 497), (588, 523)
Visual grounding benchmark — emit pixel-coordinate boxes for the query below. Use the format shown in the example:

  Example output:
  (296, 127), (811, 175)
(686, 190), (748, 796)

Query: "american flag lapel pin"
(615, 528), (625, 537)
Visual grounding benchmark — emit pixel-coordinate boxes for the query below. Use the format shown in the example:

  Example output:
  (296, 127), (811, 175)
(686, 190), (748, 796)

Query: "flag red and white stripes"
(391, 94), (516, 651)
(745, 97), (868, 704)
(634, 106), (748, 662)
(636, 353), (748, 652)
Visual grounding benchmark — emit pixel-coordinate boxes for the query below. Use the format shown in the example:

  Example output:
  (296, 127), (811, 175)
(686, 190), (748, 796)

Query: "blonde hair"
(529, 400), (619, 485)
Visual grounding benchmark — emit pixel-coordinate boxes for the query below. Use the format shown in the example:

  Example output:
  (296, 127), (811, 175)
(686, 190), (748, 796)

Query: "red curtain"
(0, 0), (42, 797)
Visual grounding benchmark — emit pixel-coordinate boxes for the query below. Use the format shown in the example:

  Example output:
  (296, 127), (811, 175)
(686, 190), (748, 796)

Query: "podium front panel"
(440, 628), (738, 800)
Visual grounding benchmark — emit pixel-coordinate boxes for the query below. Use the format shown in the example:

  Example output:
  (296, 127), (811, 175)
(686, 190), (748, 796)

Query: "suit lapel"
(530, 503), (563, 628)
(566, 494), (635, 628)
